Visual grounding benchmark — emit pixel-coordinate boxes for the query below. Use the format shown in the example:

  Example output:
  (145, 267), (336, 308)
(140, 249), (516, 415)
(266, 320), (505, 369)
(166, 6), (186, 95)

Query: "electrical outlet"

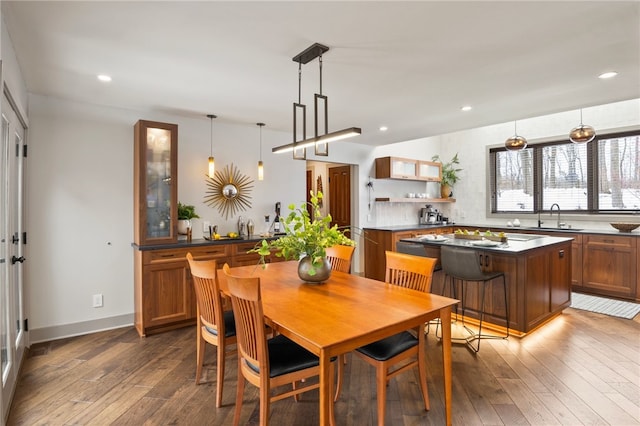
(202, 221), (211, 233)
(92, 294), (103, 308)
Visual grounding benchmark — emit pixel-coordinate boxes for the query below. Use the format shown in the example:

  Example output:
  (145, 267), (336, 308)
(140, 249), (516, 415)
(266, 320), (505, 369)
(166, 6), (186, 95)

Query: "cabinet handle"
(602, 239), (615, 244)
(478, 254), (484, 267)
(485, 255), (490, 267)
(558, 249), (565, 258)
(160, 254), (176, 258)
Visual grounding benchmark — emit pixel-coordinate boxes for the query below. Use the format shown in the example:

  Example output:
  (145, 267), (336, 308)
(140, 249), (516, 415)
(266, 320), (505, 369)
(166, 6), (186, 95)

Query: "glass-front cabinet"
(134, 120), (178, 245)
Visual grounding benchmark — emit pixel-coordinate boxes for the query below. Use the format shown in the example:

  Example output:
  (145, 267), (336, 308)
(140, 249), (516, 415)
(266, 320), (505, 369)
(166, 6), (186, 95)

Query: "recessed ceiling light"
(461, 105), (472, 112)
(598, 71), (618, 79)
(379, 126), (388, 132)
(97, 74), (112, 82)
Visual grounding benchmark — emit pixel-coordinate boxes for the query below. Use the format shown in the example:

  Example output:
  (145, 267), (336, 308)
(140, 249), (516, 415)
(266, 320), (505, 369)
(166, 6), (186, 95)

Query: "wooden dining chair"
(325, 244), (355, 273)
(222, 264), (336, 426)
(186, 253), (236, 408)
(352, 250), (437, 426)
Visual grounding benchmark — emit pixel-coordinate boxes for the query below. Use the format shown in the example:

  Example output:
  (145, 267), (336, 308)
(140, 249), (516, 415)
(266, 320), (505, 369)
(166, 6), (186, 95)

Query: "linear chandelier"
(272, 42), (361, 158)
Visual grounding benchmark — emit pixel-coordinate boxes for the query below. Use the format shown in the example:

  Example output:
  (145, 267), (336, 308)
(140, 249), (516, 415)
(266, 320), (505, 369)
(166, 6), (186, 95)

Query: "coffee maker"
(419, 205), (439, 224)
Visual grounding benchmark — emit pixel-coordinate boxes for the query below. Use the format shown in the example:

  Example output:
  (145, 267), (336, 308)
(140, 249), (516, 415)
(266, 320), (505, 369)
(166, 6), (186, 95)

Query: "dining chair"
(352, 250), (437, 426)
(186, 253), (236, 408)
(325, 244), (355, 273)
(222, 263), (336, 426)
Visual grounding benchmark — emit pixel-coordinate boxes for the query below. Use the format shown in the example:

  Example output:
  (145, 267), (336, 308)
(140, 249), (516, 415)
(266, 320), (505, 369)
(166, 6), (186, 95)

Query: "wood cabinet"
(375, 157), (441, 182)
(363, 227), (451, 281)
(134, 120), (179, 246)
(134, 244), (230, 337)
(133, 240), (287, 336)
(583, 235), (637, 299)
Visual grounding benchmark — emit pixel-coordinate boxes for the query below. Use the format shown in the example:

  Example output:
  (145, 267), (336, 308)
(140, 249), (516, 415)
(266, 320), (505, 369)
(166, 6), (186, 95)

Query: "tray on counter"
(453, 233), (508, 243)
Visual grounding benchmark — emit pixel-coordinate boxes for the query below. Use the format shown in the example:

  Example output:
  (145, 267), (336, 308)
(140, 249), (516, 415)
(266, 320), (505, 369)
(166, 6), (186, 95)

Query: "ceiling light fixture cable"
(207, 114), (217, 178)
(504, 120), (527, 151)
(273, 42), (361, 157)
(257, 122), (265, 180)
(569, 109), (596, 144)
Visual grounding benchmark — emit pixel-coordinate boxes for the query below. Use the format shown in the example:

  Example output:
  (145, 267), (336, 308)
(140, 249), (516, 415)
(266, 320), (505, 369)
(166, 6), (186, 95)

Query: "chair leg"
(216, 341), (225, 407)
(233, 362), (245, 426)
(375, 363), (387, 426)
(195, 327), (205, 385)
(260, 385), (270, 426)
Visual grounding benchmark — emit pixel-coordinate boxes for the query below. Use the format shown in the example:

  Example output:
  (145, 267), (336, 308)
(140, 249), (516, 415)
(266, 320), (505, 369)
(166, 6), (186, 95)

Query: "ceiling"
(3, 1), (639, 147)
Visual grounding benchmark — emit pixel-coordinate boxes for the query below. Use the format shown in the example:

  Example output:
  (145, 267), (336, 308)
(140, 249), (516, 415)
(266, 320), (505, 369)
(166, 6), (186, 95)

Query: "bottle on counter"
(274, 214), (281, 234)
(247, 219), (254, 238)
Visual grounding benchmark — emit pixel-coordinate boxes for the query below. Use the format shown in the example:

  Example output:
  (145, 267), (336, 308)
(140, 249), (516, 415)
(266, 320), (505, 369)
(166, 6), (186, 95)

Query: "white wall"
(26, 94), (309, 341)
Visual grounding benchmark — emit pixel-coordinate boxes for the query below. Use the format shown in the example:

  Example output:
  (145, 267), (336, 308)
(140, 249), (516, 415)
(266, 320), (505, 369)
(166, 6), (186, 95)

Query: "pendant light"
(207, 114), (217, 178)
(272, 42), (361, 157)
(257, 122), (265, 181)
(569, 109), (596, 143)
(505, 121), (528, 151)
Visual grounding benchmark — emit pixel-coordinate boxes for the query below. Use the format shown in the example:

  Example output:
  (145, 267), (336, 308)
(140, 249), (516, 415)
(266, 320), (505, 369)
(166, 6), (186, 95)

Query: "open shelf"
(375, 197), (456, 203)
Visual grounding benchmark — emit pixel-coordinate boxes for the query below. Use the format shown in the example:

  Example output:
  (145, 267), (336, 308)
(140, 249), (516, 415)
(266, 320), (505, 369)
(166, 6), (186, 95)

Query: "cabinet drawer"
(143, 244), (230, 264)
(585, 235), (635, 248)
(231, 241), (261, 255)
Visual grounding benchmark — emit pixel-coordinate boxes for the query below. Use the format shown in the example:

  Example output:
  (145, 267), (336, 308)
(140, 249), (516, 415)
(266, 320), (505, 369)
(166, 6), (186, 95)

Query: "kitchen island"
(400, 233), (573, 334)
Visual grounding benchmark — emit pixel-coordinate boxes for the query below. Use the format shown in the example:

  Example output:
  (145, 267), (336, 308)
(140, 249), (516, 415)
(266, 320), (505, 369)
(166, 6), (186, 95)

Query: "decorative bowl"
(610, 223), (640, 232)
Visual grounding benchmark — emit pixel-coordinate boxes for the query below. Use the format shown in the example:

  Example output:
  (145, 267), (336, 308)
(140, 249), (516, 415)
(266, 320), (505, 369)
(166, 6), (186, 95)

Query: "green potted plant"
(250, 191), (355, 283)
(432, 153), (462, 198)
(177, 202), (200, 234)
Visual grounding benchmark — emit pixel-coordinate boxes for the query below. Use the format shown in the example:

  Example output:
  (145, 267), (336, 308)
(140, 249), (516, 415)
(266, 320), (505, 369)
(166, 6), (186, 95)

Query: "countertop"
(132, 235), (278, 251)
(400, 233), (574, 254)
(364, 223), (640, 236)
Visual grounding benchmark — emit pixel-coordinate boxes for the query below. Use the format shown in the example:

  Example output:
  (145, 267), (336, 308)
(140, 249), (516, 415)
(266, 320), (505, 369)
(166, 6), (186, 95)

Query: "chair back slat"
(325, 244), (355, 273)
(385, 250), (437, 293)
(222, 264), (267, 375)
(186, 253), (224, 332)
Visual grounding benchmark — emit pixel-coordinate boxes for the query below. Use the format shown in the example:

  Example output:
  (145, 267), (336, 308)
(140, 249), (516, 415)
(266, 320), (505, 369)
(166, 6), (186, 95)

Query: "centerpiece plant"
(250, 191), (355, 280)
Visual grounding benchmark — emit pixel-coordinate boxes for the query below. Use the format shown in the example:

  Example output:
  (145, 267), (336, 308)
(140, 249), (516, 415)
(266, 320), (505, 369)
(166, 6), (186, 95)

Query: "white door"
(1, 89), (27, 422)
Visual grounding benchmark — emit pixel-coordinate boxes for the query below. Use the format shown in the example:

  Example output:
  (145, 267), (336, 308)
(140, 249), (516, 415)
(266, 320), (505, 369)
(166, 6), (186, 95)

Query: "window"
(490, 130), (640, 214)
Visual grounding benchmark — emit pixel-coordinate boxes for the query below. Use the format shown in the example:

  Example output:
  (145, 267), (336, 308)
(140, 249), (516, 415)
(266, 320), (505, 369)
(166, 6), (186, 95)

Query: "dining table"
(219, 260), (458, 426)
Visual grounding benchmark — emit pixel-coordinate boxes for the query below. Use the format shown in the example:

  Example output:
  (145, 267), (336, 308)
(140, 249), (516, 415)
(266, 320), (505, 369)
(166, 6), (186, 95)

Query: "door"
(328, 165), (351, 230)
(1, 90), (27, 420)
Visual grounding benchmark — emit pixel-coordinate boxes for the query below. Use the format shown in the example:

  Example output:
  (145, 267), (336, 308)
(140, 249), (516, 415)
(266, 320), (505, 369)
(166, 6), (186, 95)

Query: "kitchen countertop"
(364, 223), (640, 236)
(132, 235), (278, 251)
(400, 233), (573, 254)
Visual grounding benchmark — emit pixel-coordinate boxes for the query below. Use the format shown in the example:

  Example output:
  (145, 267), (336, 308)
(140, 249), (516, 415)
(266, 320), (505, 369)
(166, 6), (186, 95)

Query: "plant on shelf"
(432, 153), (462, 198)
(250, 191), (355, 281)
(177, 202), (200, 220)
(177, 202), (200, 234)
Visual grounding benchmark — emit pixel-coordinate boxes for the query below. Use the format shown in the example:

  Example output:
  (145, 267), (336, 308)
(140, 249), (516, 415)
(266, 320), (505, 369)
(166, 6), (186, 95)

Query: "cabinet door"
(417, 160), (442, 182)
(375, 157), (418, 180)
(583, 235), (637, 298)
(142, 261), (193, 329)
(134, 120), (178, 246)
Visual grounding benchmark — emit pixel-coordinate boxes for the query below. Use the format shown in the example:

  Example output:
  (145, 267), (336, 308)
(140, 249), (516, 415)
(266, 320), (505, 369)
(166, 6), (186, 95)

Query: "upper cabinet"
(134, 120), (179, 246)
(375, 156), (441, 182)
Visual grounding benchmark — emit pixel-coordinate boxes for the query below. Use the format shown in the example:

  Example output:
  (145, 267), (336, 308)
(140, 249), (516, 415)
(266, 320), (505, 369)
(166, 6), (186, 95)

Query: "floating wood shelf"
(375, 197), (456, 203)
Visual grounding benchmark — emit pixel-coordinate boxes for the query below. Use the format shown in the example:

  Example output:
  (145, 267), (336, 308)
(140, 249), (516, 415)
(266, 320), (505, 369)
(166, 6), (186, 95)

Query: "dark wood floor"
(7, 307), (640, 425)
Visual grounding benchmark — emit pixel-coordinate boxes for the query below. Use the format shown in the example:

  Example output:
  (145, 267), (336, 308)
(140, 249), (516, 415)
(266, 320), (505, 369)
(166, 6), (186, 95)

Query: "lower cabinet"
(363, 227), (450, 281)
(582, 235), (637, 299)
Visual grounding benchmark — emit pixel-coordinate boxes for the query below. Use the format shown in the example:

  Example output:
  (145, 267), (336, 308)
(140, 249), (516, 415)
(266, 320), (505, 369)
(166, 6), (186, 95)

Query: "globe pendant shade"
(569, 124), (596, 144)
(505, 135), (527, 151)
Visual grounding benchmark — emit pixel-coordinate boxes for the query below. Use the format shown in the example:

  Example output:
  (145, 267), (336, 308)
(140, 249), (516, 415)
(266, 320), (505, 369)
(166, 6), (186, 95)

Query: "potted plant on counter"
(177, 202), (200, 234)
(432, 153), (462, 198)
(250, 191), (355, 283)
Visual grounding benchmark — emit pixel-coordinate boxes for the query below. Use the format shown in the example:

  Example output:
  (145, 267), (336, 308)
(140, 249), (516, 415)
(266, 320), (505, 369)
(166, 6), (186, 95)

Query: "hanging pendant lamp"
(207, 114), (216, 178)
(569, 109), (596, 143)
(272, 42), (361, 158)
(257, 122), (265, 181)
(505, 121), (528, 151)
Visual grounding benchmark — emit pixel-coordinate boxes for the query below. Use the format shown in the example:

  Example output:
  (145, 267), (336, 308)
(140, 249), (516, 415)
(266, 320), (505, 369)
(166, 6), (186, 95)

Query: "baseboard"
(29, 313), (134, 344)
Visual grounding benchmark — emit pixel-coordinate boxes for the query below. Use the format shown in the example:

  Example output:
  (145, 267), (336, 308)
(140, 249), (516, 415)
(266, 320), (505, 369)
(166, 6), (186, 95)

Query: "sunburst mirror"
(204, 163), (254, 219)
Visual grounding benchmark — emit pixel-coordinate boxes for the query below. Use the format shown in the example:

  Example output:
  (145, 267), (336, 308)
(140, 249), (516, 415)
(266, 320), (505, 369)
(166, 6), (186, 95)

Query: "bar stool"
(440, 245), (509, 352)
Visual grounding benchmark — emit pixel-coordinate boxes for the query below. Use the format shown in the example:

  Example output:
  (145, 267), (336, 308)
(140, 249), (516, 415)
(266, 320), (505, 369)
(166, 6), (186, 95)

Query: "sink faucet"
(550, 203), (562, 228)
(537, 211), (544, 227)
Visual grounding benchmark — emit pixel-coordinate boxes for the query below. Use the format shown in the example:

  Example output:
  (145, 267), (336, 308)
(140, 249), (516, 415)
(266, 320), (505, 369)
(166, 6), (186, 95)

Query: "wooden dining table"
(219, 260), (458, 426)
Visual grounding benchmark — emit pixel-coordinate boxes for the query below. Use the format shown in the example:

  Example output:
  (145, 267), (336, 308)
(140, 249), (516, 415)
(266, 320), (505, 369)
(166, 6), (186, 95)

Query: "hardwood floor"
(7, 308), (640, 425)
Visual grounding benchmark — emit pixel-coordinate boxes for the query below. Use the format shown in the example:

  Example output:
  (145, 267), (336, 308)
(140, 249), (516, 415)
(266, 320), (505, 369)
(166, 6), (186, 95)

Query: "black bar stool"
(439, 245), (509, 352)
